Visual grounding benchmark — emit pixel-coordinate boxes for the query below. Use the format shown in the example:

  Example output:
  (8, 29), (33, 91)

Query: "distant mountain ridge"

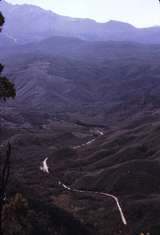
(1, 0), (160, 44)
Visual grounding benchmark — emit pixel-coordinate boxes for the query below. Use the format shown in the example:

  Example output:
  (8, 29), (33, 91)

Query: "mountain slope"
(1, 42), (160, 235)
(1, 0), (160, 44)
(2, 39), (160, 127)
(2, 35), (160, 63)
(1, 3), (160, 233)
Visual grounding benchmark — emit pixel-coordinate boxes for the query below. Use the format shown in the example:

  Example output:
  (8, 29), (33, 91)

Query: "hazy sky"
(5, 0), (160, 28)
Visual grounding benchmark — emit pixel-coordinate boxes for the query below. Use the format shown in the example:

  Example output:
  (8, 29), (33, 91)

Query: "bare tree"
(0, 143), (11, 235)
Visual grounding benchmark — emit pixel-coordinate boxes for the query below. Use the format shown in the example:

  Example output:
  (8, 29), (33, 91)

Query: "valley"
(1, 1), (160, 235)
(1, 42), (160, 234)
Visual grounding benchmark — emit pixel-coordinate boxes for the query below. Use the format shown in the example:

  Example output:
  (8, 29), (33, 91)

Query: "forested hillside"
(1, 1), (160, 235)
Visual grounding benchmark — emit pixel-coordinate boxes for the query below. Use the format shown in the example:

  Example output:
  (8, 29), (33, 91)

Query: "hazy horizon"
(4, 0), (160, 28)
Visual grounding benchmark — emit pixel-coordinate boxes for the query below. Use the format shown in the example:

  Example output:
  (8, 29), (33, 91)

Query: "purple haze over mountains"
(0, 0), (160, 44)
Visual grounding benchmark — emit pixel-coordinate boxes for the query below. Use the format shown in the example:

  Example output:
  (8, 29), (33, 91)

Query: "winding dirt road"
(73, 128), (104, 150)
(59, 181), (127, 226)
(40, 156), (127, 226)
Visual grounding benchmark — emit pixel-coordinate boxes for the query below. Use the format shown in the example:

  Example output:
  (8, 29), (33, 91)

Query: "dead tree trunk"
(0, 143), (11, 235)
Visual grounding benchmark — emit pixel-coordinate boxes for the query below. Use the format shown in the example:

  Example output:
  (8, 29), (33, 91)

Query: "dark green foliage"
(0, 61), (16, 102)
(2, 193), (32, 235)
(0, 64), (4, 73)
(1, 192), (94, 235)
(0, 12), (5, 31)
(0, 0), (16, 101)
(0, 75), (16, 101)
(0, 0), (5, 31)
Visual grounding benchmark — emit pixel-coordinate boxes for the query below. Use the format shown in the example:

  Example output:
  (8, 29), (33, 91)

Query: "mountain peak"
(1, 1), (160, 44)
(105, 20), (136, 29)
(0, 0), (10, 7)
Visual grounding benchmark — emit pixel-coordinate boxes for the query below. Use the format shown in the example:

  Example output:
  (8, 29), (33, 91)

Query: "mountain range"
(1, 0), (160, 44)
(1, 1), (160, 235)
